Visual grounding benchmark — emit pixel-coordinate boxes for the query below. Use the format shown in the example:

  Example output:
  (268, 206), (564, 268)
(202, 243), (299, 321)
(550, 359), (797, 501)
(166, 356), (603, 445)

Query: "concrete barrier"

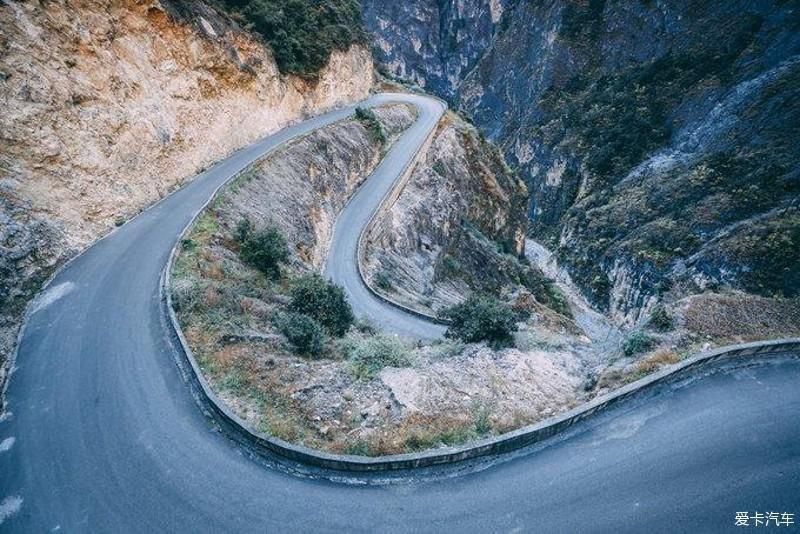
(354, 99), (452, 326)
(160, 102), (800, 471)
(162, 272), (800, 473)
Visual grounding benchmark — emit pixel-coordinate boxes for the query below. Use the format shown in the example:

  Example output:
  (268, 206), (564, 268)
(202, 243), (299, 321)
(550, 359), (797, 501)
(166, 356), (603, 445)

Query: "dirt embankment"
(172, 106), (588, 456)
(0, 0), (373, 393)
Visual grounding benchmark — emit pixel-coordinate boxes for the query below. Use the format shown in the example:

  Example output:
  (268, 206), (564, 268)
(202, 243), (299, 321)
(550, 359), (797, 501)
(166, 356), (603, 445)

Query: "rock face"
(363, 0), (508, 98)
(216, 104), (416, 271)
(363, 112), (556, 315)
(365, 0), (800, 325)
(0, 0), (373, 392)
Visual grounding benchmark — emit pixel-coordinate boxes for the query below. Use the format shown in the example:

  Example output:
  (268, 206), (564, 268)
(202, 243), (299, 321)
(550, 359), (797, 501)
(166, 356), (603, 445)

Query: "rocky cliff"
(0, 0), (373, 390)
(365, 0), (800, 326)
(364, 0), (507, 98)
(362, 111), (568, 317)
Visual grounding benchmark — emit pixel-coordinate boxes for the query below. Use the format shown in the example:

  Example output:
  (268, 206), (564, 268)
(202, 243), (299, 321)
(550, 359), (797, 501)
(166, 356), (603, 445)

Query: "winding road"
(324, 94), (446, 339)
(1, 93), (798, 532)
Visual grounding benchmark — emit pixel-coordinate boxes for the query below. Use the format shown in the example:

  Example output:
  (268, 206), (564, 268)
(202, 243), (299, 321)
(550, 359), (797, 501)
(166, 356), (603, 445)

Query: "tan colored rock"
(0, 0), (374, 381)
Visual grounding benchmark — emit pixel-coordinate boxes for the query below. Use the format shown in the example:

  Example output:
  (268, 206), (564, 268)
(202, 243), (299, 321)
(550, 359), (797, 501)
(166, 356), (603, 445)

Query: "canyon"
(365, 0), (800, 326)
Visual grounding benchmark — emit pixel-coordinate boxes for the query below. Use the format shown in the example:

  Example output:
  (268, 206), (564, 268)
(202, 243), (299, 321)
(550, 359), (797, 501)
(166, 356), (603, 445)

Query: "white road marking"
(0, 437), (14, 452)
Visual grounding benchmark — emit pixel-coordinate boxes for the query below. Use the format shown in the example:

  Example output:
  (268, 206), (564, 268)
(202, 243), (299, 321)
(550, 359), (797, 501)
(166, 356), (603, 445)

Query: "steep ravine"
(0, 0), (372, 399)
(365, 0), (800, 328)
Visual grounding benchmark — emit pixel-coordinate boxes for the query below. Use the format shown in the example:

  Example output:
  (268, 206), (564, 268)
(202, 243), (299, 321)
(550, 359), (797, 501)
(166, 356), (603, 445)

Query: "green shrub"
(544, 281), (572, 317)
(234, 217), (253, 243)
(440, 294), (518, 348)
(238, 224), (289, 280)
(374, 270), (393, 291)
(648, 306), (674, 332)
(216, 0), (367, 78)
(273, 312), (326, 356)
(289, 273), (354, 336)
(623, 330), (656, 357)
(346, 334), (413, 380)
(354, 106), (386, 144)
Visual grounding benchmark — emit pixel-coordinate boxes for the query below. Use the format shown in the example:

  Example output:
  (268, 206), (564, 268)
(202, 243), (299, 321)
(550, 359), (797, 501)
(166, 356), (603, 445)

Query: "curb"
(165, 257), (800, 473)
(354, 99), (452, 327)
(159, 100), (800, 473)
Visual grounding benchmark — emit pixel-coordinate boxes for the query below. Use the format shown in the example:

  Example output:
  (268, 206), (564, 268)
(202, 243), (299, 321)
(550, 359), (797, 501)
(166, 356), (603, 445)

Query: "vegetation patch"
(440, 294), (518, 348)
(344, 333), (414, 381)
(288, 273), (354, 336)
(354, 106), (387, 144)
(622, 330), (656, 357)
(236, 219), (289, 280)
(214, 0), (367, 78)
(273, 311), (327, 356)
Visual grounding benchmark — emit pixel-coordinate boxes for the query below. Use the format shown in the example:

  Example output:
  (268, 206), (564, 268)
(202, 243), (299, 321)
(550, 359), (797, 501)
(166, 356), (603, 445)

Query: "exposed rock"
(380, 346), (582, 427)
(365, 0), (800, 325)
(363, 0), (509, 99)
(0, 0), (373, 397)
(362, 112), (567, 316)
(216, 104), (416, 271)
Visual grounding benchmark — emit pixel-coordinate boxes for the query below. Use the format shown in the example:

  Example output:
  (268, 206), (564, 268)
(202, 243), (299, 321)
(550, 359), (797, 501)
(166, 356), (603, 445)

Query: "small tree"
(289, 273), (354, 337)
(273, 312), (326, 356)
(238, 224), (288, 280)
(622, 330), (656, 357)
(440, 294), (518, 348)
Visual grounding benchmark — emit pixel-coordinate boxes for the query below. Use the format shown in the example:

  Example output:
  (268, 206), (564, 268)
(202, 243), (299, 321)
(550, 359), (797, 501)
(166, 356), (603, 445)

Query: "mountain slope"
(365, 0), (800, 325)
(0, 0), (372, 398)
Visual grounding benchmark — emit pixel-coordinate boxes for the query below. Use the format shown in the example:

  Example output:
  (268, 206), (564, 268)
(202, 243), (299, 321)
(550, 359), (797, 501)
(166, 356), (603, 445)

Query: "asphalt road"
(324, 94), (446, 339)
(1, 93), (798, 532)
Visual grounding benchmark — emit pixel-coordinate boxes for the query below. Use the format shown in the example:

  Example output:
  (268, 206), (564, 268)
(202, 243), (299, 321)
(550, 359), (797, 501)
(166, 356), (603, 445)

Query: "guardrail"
(163, 254), (799, 472)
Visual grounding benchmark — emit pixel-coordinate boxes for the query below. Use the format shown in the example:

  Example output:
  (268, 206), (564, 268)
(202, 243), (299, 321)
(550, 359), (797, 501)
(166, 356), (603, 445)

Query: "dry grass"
(355, 413), (477, 456)
(681, 292), (800, 343)
(595, 346), (684, 392)
(634, 348), (682, 375)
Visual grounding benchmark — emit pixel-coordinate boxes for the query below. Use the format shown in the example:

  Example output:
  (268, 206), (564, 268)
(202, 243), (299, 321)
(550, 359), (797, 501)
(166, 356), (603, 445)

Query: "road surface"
(324, 94), (446, 339)
(1, 93), (798, 532)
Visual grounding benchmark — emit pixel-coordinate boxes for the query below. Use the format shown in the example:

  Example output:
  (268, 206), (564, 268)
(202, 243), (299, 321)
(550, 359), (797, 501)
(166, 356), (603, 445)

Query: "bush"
(289, 273), (354, 336)
(273, 312), (326, 356)
(345, 334), (413, 380)
(354, 106), (386, 144)
(648, 305), (674, 332)
(440, 294), (518, 348)
(544, 281), (572, 318)
(234, 217), (253, 243)
(622, 330), (656, 357)
(238, 223), (289, 279)
(374, 270), (393, 291)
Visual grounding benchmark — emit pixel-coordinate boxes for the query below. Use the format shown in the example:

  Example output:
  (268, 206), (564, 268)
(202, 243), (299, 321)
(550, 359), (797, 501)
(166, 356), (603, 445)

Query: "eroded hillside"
(362, 111), (570, 319)
(172, 104), (587, 454)
(365, 0), (800, 327)
(0, 0), (372, 394)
